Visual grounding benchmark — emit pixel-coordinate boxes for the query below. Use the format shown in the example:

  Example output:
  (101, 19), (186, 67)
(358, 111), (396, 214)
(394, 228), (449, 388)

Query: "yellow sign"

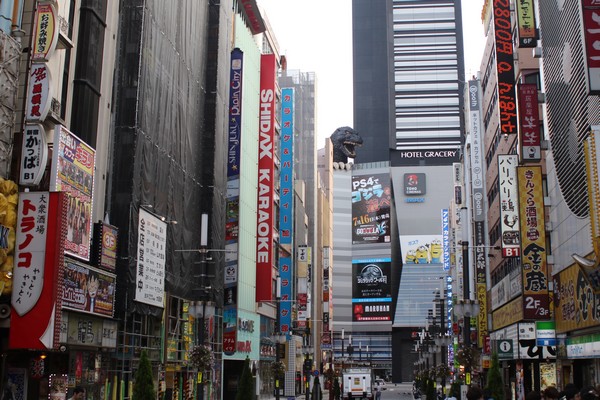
(466, 373), (471, 385)
(32, 3), (59, 61)
(492, 297), (523, 330)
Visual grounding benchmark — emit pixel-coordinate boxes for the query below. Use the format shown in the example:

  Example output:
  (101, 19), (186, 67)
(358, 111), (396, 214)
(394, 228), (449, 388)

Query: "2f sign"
(525, 296), (549, 316)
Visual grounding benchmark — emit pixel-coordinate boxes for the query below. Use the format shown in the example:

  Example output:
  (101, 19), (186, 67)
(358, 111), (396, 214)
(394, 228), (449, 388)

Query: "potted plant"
(188, 344), (215, 373)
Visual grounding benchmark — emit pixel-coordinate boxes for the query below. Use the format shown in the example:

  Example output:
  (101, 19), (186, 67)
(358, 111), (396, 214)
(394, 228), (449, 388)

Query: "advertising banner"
(583, 0), (600, 93)
(469, 80), (486, 221)
(91, 222), (118, 272)
(352, 258), (392, 322)
(493, 0), (518, 135)
(442, 209), (450, 271)
(12, 192), (50, 316)
(554, 264), (600, 333)
(60, 311), (118, 348)
(25, 63), (52, 122)
(50, 125), (95, 261)
(518, 84), (541, 160)
(135, 209), (167, 307)
(351, 173), (391, 244)
(32, 2), (59, 62)
(279, 257), (292, 332)
(498, 155), (520, 257)
(401, 235), (443, 264)
(516, 0), (536, 48)
(227, 48), (243, 178)
(62, 259), (116, 317)
(255, 54), (276, 302)
(517, 166), (550, 320)
(10, 192), (65, 350)
(20, 124), (48, 186)
(224, 49), (243, 354)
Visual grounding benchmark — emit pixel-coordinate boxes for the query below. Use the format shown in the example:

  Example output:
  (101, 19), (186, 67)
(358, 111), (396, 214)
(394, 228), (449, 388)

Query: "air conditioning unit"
(533, 47), (543, 58)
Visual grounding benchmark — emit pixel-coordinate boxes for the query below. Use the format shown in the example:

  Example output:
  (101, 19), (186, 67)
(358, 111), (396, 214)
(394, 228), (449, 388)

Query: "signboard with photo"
(50, 125), (95, 261)
(61, 259), (116, 317)
(351, 173), (391, 244)
(351, 258), (392, 321)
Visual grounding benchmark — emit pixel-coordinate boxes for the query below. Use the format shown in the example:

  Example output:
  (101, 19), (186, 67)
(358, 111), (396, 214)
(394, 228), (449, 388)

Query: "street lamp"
(273, 332), (287, 400)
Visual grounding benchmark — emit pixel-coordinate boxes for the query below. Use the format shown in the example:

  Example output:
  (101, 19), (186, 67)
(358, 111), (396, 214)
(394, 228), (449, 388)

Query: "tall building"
(350, 0), (466, 382)
(353, 0), (465, 166)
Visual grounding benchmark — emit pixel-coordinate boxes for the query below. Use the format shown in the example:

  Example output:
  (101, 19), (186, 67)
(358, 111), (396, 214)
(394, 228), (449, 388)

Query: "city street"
(378, 383), (415, 400)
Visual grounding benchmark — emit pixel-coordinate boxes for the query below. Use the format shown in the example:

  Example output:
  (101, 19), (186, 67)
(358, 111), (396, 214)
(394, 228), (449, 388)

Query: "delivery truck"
(342, 368), (373, 399)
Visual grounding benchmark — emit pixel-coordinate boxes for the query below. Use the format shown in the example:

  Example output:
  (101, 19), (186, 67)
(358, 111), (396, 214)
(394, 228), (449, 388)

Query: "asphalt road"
(377, 382), (416, 400)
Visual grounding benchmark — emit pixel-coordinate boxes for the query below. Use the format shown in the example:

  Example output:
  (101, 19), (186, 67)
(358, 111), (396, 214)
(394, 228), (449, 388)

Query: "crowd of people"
(463, 384), (600, 400)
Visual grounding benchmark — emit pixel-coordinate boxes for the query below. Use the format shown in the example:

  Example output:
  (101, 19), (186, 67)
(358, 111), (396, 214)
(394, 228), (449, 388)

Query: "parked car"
(374, 379), (387, 390)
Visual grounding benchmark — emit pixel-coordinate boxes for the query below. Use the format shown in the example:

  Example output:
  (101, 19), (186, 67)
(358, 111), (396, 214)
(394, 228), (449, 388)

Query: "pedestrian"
(68, 386), (85, 400)
(526, 390), (542, 400)
(579, 386), (599, 400)
(544, 387), (560, 400)
(467, 386), (484, 400)
(560, 384), (580, 400)
(375, 383), (382, 400)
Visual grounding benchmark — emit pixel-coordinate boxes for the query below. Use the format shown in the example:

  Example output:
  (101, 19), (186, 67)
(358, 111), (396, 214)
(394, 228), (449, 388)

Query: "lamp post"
(275, 276), (283, 400)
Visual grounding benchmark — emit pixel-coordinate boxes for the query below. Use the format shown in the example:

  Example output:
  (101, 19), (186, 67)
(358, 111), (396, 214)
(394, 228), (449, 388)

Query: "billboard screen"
(352, 258), (392, 322)
(351, 173), (391, 244)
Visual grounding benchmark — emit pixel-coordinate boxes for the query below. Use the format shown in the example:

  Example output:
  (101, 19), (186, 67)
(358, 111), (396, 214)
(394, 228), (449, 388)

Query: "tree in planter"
(485, 352), (505, 400)
(235, 356), (255, 400)
(133, 350), (156, 400)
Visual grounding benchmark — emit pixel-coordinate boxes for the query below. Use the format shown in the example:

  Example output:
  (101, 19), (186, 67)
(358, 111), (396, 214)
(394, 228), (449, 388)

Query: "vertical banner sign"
(25, 63), (52, 122)
(50, 126), (95, 261)
(12, 192), (49, 316)
(10, 192), (65, 350)
(518, 84), (541, 161)
(517, 166), (550, 320)
(498, 155), (521, 257)
(279, 88), (295, 333)
(351, 258), (392, 321)
(516, 0), (537, 48)
(351, 173), (392, 244)
(224, 48), (243, 355)
(20, 124), (48, 186)
(255, 54), (276, 302)
(442, 209), (450, 271)
(493, 0), (518, 135)
(469, 80), (486, 222)
(32, 2), (59, 62)
(135, 209), (167, 308)
(469, 80), (488, 346)
(583, 130), (600, 292)
(279, 257), (292, 333)
(582, 0), (600, 93)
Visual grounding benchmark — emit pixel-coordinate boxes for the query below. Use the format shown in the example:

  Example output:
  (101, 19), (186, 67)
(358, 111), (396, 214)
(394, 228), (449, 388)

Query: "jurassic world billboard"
(352, 258), (392, 321)
(351, 173), (391, 244)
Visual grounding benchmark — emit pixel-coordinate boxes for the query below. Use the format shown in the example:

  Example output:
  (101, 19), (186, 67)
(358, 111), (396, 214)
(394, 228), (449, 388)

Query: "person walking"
(68, 386), (85, 400)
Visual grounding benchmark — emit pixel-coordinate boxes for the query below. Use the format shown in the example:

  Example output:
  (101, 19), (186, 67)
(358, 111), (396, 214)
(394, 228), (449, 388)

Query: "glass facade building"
(392, 0), (465, 155)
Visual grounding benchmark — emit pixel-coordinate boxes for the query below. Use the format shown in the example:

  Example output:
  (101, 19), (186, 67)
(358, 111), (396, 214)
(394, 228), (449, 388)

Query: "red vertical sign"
(255, 54), (276, 302)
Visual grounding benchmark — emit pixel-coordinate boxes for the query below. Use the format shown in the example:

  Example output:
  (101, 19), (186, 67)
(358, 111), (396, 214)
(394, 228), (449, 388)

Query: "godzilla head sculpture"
(330, 126), (363, 163)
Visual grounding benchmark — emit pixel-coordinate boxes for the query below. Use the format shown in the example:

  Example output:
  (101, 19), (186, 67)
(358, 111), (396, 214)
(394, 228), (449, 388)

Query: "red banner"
(10, 192), (66, 349)
(255, 54), (276, 302)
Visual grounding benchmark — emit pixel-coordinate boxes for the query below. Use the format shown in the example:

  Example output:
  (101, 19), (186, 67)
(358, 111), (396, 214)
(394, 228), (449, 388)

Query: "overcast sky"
(257, 0), (487, 149)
